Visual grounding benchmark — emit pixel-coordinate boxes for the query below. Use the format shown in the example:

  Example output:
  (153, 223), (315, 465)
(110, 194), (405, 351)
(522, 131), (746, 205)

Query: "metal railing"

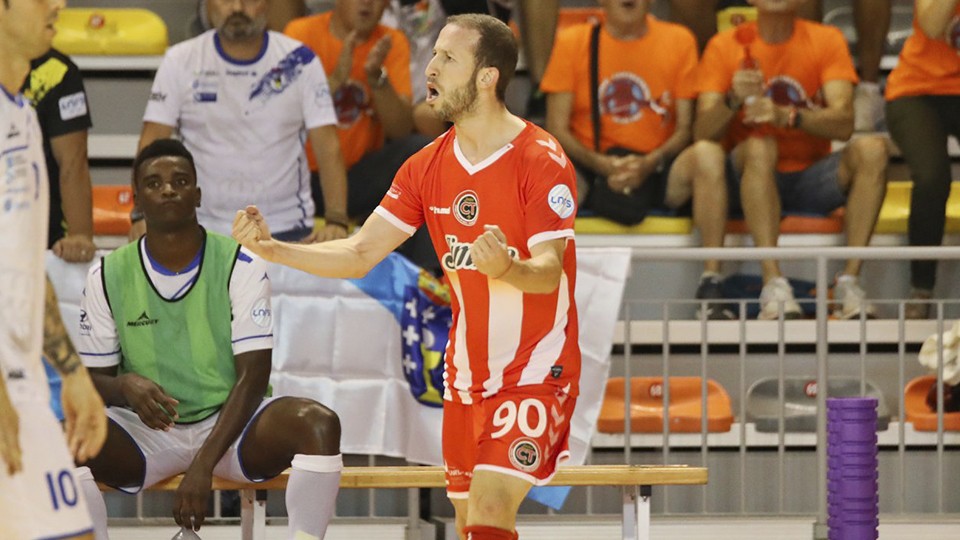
(615, 245), (960, 536)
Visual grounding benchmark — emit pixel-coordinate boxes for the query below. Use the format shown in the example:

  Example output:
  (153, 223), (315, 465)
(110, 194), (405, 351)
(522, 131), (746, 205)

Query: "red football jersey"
(375, 121), (581, 405)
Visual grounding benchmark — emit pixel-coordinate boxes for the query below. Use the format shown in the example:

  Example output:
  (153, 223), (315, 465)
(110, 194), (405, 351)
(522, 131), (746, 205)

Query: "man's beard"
(219, 12), (265, 41)
(435, 78), (479, 123)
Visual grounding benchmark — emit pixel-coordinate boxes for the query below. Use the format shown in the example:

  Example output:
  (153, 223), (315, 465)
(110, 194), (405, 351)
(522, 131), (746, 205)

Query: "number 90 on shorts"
(442, 387), (577, 495)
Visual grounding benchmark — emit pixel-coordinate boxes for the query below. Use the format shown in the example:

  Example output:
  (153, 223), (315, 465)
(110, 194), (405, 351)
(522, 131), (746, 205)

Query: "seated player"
(75, 139), (343, 539)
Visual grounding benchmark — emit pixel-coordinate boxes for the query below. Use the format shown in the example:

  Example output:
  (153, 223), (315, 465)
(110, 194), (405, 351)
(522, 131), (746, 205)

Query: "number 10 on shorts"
(45, 469), (79, 511)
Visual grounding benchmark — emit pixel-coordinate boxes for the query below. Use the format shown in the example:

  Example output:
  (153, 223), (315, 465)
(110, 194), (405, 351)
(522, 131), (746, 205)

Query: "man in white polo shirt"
(135, 0), (349, 242)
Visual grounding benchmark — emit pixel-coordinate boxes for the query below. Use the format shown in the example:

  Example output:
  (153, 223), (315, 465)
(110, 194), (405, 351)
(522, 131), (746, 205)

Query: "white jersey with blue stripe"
(143, 30), (337, 236)
(0, 88), (51, 404)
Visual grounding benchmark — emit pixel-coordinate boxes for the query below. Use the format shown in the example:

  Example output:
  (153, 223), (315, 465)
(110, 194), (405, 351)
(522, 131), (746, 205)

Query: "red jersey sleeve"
(373, 156), (423, 235)
(520, 133), (578, 251)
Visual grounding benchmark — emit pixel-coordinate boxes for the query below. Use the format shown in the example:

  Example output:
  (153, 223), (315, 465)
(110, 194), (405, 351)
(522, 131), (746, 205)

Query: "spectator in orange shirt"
(885, 0), (960, 319)
(540, 0), (704, 222)
(692, 0), (888, 320)
(670, 0), (890, 132)
(286, 0), (427, 224)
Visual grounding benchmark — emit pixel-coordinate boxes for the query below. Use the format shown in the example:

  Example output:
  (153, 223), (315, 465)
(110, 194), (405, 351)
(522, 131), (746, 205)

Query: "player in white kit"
(0, 0), (107, 538)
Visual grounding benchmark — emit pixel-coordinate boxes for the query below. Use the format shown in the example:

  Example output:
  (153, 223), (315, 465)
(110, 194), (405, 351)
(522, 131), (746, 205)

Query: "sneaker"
(854, 82), (885, 132)
(694, 275), (736, 320)
(758, 277), (803, 320)
(905, 288), (933, 320)
(832, 274), (877, 320)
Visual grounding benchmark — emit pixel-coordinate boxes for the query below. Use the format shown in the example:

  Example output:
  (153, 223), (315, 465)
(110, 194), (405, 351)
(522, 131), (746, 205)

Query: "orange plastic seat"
(92, 185), (133, 236)
(717, 7), (758, 32)
(598, 377), (734, 433)
(904, 375), (960, 431)
(726, 208), (845, 235)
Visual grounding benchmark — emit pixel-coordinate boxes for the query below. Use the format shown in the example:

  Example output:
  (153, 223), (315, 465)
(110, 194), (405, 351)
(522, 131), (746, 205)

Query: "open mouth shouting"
(425, 82), (440, 104)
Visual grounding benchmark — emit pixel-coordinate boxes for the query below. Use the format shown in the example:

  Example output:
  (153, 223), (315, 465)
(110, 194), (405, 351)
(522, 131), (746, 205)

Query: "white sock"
(76, 466), (109, 540)
(286, 454), (342, 540)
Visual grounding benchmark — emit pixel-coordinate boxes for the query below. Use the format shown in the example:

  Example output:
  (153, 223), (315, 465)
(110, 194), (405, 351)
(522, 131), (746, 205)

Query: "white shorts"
(0, 400), (93, 540)
(106, 397), (279, 493)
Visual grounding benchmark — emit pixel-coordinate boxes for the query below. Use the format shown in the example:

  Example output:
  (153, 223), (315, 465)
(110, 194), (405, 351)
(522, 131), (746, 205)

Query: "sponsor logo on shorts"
(126, 311), (159, 327)
(508, 438), (541, 473)
(453, 190), (479, 226)
(550, 366), (563, 379)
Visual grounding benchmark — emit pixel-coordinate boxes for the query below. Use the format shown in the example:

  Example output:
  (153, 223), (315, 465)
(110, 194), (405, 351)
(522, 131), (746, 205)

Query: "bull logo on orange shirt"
(333, 80), (372, 127)
(599, 72), (670, 125)
(453, 190), (479, 226)
(764, 75), (819, 110)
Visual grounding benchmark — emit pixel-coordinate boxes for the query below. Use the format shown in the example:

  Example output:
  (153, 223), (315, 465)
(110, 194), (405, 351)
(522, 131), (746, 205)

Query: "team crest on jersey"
(453, 190), (479, 226)
(508, 438), (541, 472)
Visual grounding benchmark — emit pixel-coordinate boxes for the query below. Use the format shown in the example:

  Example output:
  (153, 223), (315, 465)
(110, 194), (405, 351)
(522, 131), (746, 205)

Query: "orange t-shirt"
(886, 6), (960, 101)
(697, 20), (858, 173)
(285, 12), (412, 170)
(540, 15), (698, 154)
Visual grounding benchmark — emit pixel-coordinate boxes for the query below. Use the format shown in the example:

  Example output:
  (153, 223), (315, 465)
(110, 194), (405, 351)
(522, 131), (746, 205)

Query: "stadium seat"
(725, 210), (845, 235)
(717, 6), (758, 32)
(746, 376), (890, 432)
(574, 216), (693, 235)
(904, 375), (960, 431)
(574, 181), (960, 237)
(597, 376), (734, 433)
(92, 185), (134, 236)
(873, 181), (960, 234)
(53, 8), (168, 56)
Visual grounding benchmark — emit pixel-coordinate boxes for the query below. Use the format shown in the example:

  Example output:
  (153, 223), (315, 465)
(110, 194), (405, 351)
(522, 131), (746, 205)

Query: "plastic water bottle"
(170, 527), (202, 540)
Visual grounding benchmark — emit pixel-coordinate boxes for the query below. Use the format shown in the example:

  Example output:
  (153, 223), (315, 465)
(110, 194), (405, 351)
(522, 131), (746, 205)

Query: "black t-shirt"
(21, 48), (93, 246)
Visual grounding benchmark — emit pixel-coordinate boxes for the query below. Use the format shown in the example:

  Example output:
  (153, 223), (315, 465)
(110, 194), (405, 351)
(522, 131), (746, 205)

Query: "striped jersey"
(374, 121), (581, 404)
(0, 87), (50, 404)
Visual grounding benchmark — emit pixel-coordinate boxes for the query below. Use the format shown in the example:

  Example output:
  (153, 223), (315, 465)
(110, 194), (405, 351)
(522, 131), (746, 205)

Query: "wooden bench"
(104, 464), (707, 540)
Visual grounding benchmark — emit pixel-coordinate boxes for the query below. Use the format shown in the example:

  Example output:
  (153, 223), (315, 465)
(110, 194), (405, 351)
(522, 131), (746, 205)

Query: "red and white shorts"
(442, 385), (576, 498)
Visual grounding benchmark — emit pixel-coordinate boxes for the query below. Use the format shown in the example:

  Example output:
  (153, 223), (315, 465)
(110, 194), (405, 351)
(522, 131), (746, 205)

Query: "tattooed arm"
(43, 275), (107, 463)
(0, 374), (22, 474)
(43, 276), (83, 375)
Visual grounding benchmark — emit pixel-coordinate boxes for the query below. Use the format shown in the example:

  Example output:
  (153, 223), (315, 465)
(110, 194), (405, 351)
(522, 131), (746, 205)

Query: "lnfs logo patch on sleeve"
(58, 91), (88, 121)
